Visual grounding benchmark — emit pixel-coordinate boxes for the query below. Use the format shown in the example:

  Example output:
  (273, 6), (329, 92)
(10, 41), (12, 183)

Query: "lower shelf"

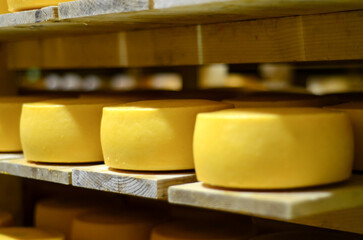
(168, 176), (363, 234)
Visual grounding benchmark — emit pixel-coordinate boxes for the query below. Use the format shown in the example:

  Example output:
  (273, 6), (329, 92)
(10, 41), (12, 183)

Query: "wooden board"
(0, 153), (23, 160)
(0, 158), (87, 185)
(72, 165), (197, 199)
(169, 175), (363, 221)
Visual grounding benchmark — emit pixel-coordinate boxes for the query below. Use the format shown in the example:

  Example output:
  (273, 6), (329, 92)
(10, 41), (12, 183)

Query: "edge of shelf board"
(0, 153), (24, 160)
(168, 175), (363, 220)
(72, 164), (197, 199)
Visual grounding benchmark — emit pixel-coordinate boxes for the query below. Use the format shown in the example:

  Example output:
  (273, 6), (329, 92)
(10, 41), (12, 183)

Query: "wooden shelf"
(72, 165), (196, 199)
(0, 153), (23, 160)
(169, 175), (363, 234)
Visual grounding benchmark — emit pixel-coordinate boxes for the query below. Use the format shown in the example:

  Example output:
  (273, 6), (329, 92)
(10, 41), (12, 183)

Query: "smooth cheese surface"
(0, 227), (64, 240)
(20, 99), (125, 163)
(150, 221), (255, 240)
(325, 102), (363, 170)
(71, 211), (162, 240)
(101, 99), (232, 171)
(0, 97), (52, 152)
(250, 231), (359, 240)
(0, 0), (9, 13)
(194, 108), (354, 189)
(35, 199), (95, 240)
(7, 0), (73, 12)
(0, 211), (14, 227)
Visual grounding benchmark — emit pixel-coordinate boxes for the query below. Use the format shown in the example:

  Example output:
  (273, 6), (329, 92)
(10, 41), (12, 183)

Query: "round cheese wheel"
(35, 199), (95, 239)
(0, 227), (64, 240)
(250, 231), (359, 240)
(20, 99), (125, 163)
(0, 211), (14, 227)
(0, 97), (52, 152)
(71, 211), (162, 240)
(223, 94), (334, 108)
(325, 102), (363, 170)
(194, 108), (354, 189)
(150, 221), (256, 240)
(101, 99), (232, 171)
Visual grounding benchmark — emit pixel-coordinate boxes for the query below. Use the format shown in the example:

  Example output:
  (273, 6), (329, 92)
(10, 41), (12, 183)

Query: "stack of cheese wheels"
(0, 96), (52, 152)
(150, 221), (256, 240)
(101, 99), (232, 171)
(20, 98), (128, 163)
(0, 211), (14, 227)
(0, 227), (64, 240)
(194, 108), (354, 189)
(35, 199), (95, 239)
(71, 211), (163, 240)
(250, 231), (360, 240)
(325, 102), (363, 171)
(223, 93), (334, 108)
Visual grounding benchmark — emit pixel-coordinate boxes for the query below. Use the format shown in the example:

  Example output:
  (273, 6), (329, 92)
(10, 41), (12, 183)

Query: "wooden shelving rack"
(0, 0), (362, 235)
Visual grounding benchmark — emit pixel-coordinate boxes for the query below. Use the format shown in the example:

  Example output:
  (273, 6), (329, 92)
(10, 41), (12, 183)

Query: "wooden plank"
(0, 6), (58, 27)
(168, 175), (363, 221)
(72, 164), (197, 199)
(0, 158), (77, 184)
(0, 153), (23, 160)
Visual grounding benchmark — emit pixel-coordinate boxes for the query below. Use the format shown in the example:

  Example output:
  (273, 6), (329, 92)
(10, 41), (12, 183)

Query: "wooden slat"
(0, 153), (23, 160)
(168, 175), (363, 222)
(72, 165), (197, 199)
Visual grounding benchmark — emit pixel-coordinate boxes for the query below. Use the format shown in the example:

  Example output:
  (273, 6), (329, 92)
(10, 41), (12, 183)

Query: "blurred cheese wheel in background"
(150, 221), (256, 240)
(249, 231), (360, 240)
(0, 211), (14, 227)
(325, 102), (363, 170)
(35, 199), (95, 240)
(194, 108), (354, 189)
(0, 96), (52, 152)
(0, 227), (64, 240)
(20, 98), (127, 163)
(71, 211), (163, 240)
(101, 99), (232, 171)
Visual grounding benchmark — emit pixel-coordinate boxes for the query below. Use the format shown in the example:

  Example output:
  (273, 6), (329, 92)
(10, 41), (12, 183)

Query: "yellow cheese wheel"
(0, 96), (52, 152)
(250, 231), (359, 240)
(325, 102), (363, 170)
(223, 94), (334, 108)
(35, 199), (95, 240)
(0, 211), (14, 227)
(7, 0), (73, 12)
(71, 211), (162, 240)
(0, 227), (64, 240)
(20, 99), (125, 163)
(194, 108), (354, 189)
(0, 0), (9, 13)
(101, 99), (232, 171)
(150, 221), (256, 240)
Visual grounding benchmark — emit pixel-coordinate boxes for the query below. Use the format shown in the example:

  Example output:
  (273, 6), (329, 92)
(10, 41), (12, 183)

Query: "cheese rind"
(0, 227), (64, 240)
(71, 211), (162, 240)
(35, 199), (94, 239)
(20, 99), (122, 163)
(194, 108), (354, 189)
(151, 221), (255, 240)
(325, 102), (363, 170)
(101, 99), (232, 171)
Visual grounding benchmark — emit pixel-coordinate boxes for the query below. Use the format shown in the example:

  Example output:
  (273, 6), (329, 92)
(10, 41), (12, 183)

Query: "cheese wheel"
(194, 108), (354, 189)
(150, 221), (256, 240)
(0, 0), (9, 13)
(250, 231), (359, 240)
(101, 99), (232, 171)
(20, 99), (125, 163)
(325, 102), (363, 170)
(71, 211), (162, 240)
(223, 94), (333, 108)
(0, 96), (52, 152)
(0, 227), (64, 240)
(35, 199), (95, 239)
(7, 0), (73, 12)
(0, 211), (14, 227)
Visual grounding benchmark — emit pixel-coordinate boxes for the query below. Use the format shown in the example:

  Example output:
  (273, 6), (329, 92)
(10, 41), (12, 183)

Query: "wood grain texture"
(0, 6), (58, 27)
(0, 158), (78, 184)
(72, 165), (197, 199)
(169, 175), (363, 222)
(0, 153), (23, 160)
